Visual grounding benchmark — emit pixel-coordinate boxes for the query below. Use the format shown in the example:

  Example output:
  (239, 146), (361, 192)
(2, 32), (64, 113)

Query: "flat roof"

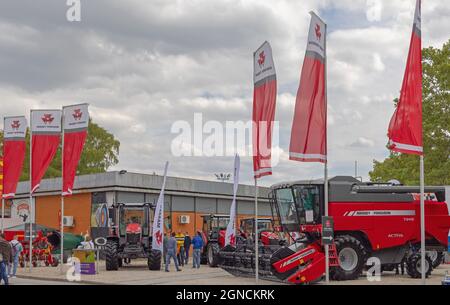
(14, 171), (270, 201)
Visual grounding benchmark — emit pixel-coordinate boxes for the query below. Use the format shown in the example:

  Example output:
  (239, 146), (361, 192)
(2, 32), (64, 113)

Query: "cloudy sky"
(0, 0), (448, 186)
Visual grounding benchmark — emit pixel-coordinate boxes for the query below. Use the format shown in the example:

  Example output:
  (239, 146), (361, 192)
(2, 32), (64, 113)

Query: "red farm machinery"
(200, 214), (283, 267)
(219, 176), (450, 284)
(105, 203), (161, 271)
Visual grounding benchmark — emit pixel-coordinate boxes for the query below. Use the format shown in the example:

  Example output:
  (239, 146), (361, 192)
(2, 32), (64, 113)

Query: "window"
(275, 188), (298, 225)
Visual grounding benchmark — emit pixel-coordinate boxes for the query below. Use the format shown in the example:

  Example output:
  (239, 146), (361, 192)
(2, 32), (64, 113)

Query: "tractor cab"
(271, 181), (323, 235)
(201, 214), (230, 246)
(117, 204), (151, 246)
(239, 218), (280, 246)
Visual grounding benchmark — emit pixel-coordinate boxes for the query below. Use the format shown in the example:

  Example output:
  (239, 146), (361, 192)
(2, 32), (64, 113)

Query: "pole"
(60, 111), (65, 274)
(1, 198), (4, 233)
(29, 110), (33, 272)
(324, 163), (329, 283)
(60, 196), (65, 273)
(254, 178), (259, 284)
(420, 155), (425, 284)
(323, 17), (329, 284)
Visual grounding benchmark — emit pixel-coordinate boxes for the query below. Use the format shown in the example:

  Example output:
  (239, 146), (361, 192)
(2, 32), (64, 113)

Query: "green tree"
(1, 120), (120, 180)
(369, 40), (450, 185)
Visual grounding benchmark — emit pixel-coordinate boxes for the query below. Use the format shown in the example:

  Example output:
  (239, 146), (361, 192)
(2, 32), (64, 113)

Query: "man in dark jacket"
(0, 233), (12, 285)
(184, 232), (192, 265)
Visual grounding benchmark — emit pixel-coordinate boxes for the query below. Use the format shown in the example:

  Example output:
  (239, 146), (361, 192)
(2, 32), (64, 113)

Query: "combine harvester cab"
(219, 176), (450, 284)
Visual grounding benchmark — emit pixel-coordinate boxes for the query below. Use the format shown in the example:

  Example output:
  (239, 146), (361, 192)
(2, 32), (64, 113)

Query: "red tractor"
(200, 214), (230, 267)
(201, 215), (282, 267)
(238, 217), (284, 247)
(219, 176), (450, 284)
(105, 203), (161, 271)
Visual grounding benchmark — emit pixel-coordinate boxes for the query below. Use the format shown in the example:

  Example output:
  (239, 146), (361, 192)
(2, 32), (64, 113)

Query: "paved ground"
(8, 277), (84, 285)
(15, 259), (277, 285)
(14, 260), (449, 285)
(327, 265), (450, 285)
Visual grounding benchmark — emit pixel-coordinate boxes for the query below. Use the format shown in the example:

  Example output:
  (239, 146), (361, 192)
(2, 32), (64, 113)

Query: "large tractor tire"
(207, 243), (221, 267)
(406, 253), (432, 278)
(105, 240), (119, 271)
(331, 235), (368, 281)
(148, 249), (162, 270)
(427, 250), (445, 269)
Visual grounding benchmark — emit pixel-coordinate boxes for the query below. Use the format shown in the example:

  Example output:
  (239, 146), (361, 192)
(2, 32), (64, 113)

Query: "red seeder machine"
(5, 230), (59, 267)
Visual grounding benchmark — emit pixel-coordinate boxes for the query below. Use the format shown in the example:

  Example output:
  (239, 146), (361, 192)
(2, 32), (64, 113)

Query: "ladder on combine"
(328, 243), (339, 267)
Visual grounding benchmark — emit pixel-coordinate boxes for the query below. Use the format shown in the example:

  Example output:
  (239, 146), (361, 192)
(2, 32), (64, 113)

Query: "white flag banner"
(31, 110), (62, 134)
(151, 161), (169, 252)
(225, 154), (240, 247)
(4, 116), (27, 139)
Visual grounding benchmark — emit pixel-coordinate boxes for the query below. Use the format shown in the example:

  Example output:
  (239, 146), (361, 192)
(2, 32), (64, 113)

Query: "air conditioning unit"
(179, 215), (190, 224)
(63, 216), (75, 227)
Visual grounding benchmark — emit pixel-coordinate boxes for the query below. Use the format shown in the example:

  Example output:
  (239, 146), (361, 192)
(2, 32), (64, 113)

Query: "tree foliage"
(0, 120), (120, 180)
(369, 40), (450, 185)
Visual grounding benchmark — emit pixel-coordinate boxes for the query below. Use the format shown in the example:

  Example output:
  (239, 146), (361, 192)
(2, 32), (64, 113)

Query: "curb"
(16, 274), (111, 285)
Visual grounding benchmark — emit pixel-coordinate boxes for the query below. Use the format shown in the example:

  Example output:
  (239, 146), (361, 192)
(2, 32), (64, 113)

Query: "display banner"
(3, 116), (27, 199)
(152, 161), (169, 252)
(252, 41), (277, 179)
(289, 12), (327, 163)
(388, 0), (423, 155)
(30, 110), (62, 193)
(62, 103), (89, 196)
(225, 154), (240, 247)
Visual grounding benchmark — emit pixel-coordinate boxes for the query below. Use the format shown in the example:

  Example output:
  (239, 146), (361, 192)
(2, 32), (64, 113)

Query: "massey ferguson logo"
(155, 230), (162, 245)
(11, 120), (21, 130)
(72, 109), (83, 120)
(315, 24), (321, 41)
(257, 51), (265, 68)
(41, 113), (54, 124)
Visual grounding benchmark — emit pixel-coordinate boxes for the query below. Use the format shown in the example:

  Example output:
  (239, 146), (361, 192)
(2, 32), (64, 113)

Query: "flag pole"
(324, 163), (329, 283)
(254, 177), (259, 284)
(60, 110), (65, 274)
(420, 155), (425, 284)
(29, 110), (33, 272)
(1, 198), (4, 233)
(323, 16), (329, 284)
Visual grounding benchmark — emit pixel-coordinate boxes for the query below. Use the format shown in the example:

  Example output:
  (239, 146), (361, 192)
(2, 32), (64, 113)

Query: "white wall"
(1, 198), (33, 230)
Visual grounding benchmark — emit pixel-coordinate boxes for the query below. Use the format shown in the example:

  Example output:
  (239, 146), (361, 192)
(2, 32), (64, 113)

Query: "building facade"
(1, 171), (272, 241)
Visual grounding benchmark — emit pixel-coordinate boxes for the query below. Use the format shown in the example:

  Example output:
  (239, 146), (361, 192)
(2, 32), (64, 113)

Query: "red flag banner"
(289, 12), (327, 163)
(62, 103), (89, 196)
(388, 0), (422, 155)
(252, 41), (277, 179)
(3, 116), (27, 199)
(31, 110), (62, 193)
(0, 158), (3, 198)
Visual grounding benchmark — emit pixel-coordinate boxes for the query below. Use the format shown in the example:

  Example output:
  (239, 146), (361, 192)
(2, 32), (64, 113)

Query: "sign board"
(322, 216), (334, 245)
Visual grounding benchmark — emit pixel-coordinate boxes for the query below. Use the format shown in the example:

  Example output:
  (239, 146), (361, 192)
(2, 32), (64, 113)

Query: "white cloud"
(0, 0), (447, 186)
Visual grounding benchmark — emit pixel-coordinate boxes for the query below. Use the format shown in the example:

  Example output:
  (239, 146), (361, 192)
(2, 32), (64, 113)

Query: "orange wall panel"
(35, 193), (91, 235)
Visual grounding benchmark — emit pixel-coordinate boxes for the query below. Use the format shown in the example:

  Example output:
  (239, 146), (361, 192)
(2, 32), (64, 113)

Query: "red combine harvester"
(219, 176), (450, 284)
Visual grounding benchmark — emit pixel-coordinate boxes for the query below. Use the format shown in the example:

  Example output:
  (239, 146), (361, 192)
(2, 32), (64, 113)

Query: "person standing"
(192, 231), (204, 269)
(0, 233), (12, 285)
(165, 232), (181, 272)
(184, 232), (191, 265)
(175, 231), (185, 266)
(8, 235), (23, 278)
(163, 232), (169, 265)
